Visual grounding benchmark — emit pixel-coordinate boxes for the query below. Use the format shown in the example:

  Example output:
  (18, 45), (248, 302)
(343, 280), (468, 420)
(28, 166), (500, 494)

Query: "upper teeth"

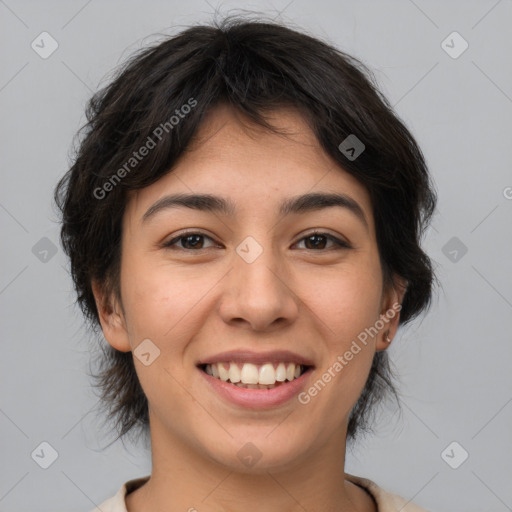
(204, 362), (303, 385)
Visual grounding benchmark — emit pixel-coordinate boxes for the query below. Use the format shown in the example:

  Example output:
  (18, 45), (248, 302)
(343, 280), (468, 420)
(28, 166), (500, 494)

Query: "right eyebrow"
(142, 193), (237, 222)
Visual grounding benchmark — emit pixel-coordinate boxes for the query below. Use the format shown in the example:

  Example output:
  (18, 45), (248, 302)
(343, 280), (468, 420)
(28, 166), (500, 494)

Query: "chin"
(196, 426), (315, 474)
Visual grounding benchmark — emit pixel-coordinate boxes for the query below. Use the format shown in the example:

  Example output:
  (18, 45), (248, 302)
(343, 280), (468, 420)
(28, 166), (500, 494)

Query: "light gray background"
(1, 1), (511, 511)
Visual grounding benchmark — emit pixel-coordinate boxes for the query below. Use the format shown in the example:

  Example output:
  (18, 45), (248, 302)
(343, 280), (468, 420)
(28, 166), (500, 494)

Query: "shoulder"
(88, 476), (150, 512)
(345, 473), (431, 512)
(89, 473), (430, 512)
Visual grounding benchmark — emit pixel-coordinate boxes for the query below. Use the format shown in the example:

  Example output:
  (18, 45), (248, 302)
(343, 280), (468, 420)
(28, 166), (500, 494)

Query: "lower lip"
(199, 367), (313, 409)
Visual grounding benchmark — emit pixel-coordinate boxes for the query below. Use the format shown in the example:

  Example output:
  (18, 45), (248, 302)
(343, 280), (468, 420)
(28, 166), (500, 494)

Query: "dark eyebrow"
(142, 192), (368, 230)
(142, 193), (237, 222)
(279, 192), (368, 230)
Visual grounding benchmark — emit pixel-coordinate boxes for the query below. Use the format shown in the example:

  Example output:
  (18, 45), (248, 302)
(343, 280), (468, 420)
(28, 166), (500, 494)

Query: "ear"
(91, 279), (131, 353)
(375, 275), (408, 352)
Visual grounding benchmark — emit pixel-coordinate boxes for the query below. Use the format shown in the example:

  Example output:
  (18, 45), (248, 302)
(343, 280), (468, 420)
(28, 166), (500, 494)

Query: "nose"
(218, 243), (300, 332)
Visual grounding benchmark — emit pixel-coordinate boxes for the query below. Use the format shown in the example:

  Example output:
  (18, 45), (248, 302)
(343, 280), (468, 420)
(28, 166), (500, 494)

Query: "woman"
(55, 16), (436, 512)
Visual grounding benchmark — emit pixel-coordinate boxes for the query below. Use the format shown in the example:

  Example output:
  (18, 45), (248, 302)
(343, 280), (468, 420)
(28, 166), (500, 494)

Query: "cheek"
(298, 260), (382, 413)
(118, 259), (209, 406)
(119, 255), (215, 345)
(304, 260), (383, 343)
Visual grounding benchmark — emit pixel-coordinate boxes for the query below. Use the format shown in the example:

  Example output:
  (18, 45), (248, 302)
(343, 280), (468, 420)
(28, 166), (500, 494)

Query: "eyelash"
(162, 230), (351, 252)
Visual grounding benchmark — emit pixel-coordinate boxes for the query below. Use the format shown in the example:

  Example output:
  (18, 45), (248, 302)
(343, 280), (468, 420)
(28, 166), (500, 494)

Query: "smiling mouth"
(199, 362), (310, 389)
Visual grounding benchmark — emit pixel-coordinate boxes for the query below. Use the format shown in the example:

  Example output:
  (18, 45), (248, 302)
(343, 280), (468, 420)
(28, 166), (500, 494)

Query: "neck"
(125, 416), (376, 512)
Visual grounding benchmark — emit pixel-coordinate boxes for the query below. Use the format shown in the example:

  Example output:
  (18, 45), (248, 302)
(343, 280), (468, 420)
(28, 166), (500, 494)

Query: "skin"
(93, 103), (407, 512)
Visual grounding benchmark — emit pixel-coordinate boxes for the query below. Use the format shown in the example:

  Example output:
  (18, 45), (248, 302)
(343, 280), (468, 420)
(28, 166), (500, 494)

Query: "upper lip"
(197, 349), (315, 367)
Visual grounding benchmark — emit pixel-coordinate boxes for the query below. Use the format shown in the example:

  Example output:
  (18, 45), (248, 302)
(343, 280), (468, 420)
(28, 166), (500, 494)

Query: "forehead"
(126, 104), (374, 228)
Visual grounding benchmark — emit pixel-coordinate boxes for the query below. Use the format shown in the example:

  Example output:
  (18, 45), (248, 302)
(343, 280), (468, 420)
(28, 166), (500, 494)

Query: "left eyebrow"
(279, 192), (368, 230)
(141, 192), (368, 231)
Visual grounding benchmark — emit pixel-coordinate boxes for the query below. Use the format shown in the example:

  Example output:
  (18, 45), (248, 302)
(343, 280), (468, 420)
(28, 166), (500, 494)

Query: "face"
(95, 104), (404, 472)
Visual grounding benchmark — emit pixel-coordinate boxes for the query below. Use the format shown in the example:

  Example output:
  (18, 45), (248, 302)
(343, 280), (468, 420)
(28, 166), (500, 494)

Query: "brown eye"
(295, 233), (351, 251)
(164, 232), (216, 250)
